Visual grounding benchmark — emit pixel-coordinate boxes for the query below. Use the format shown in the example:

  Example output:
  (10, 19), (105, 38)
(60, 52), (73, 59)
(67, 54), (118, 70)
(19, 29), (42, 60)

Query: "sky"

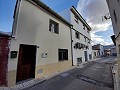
(0, 0), (114, 45)
(0, 0), (16, 32)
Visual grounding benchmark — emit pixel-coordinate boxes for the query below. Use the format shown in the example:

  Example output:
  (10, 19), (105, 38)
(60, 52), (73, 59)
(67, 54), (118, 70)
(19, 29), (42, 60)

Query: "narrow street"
(25, 57), (116, 90)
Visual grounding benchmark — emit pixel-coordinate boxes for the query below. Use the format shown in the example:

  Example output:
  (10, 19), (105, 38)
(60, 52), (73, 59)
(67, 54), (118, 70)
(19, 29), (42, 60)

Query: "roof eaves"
(71, 6), (91, 31)
(28, 0), (72, 27)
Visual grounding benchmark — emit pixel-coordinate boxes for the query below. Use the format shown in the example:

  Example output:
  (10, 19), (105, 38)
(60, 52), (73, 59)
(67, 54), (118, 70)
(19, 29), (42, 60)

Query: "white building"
(8, 0), (72, 86)
(60, 6), (92, 66)
(92, 44), (104, 58)
(106, 0), (120, 76)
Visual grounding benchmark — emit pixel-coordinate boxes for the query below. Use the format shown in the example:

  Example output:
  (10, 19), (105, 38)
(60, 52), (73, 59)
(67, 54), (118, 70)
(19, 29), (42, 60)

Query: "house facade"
(60, 7), (92, 66)
(103, 45), (117, 56)
(8, 0), (72, 86)
(92, 44), (104, 58)
(106, 0), (120, 76)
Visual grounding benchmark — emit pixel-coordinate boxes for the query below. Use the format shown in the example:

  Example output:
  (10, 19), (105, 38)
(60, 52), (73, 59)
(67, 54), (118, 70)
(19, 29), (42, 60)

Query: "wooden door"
(16, 44), (37, 82)
(0, 37), (9, 86)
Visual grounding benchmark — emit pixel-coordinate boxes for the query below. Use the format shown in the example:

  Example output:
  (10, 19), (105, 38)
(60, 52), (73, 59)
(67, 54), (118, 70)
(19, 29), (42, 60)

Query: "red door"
(0, 37), (9, 86)
(16, 44), (37, 83)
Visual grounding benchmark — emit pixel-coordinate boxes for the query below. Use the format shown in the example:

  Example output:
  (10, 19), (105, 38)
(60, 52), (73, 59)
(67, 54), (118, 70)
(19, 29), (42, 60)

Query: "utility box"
(11, 51), (18, 58)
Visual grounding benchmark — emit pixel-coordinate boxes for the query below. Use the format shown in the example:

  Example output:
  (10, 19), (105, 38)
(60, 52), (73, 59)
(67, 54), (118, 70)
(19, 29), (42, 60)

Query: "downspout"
(70, 26), (74, 66)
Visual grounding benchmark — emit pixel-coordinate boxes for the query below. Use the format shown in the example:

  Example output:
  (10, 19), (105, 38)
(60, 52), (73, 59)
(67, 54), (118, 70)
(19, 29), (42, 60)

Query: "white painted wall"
(60, 8), (92, 65)
(92, 50), (99, 59)
(8, 0), (72, 71)
(106, 0), (120, 37)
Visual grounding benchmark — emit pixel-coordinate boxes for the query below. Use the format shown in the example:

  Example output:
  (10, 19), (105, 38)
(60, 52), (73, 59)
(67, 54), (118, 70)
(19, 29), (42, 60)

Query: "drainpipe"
(70, 26), (74, 66)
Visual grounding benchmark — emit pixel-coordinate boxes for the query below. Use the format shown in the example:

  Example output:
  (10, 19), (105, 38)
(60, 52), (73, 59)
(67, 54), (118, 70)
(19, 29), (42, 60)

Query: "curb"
(111, 64), (120, 90)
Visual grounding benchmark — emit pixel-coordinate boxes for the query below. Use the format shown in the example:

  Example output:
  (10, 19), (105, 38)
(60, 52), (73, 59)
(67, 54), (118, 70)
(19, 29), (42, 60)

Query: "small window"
(49, 19), (59, 34)
(114, 10), (117, 24)
(88, 39), (90, 44)
(75, 31), (80, 39)
(74, 15), (79, 24)
(77, 57), (82, 65)
(83, 24), (85, 30)
(89, 54), (92, 60)
(58, 49), (68, 61)
(84, 37), (86, 42)
(94, 52), (96, 56)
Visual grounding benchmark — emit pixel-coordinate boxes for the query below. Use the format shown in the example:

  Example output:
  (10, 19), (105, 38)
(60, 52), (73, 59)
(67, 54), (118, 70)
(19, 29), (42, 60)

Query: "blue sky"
(0, 0), (16, 32)
(0, 0), (114, 45)
(41, 0), (79, 13)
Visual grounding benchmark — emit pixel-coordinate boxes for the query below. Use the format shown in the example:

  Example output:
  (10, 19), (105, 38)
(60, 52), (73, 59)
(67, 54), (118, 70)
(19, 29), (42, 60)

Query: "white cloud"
(76, 0), (113, 45)
(91, 32), (113, 45)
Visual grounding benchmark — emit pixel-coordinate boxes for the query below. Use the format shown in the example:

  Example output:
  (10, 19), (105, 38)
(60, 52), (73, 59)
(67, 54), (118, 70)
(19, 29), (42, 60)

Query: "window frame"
(75, 31), (80, 39)
(74, 15), (79, 24)
(58, 49), (68, 61)
(49, 19), (59, 34)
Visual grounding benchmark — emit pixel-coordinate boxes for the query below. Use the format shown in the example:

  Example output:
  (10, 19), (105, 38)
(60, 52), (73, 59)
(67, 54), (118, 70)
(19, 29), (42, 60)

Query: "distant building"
(92, 44), (104, 59)
(60, 7), (92, 66)
(103, 45), (117, 56)
(106, 0), (120, 76)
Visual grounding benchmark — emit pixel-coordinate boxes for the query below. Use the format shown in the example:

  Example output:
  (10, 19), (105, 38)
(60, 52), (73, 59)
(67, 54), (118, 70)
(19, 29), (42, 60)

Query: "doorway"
(16, 44), (37, 83)
(84, 51), (88, 62)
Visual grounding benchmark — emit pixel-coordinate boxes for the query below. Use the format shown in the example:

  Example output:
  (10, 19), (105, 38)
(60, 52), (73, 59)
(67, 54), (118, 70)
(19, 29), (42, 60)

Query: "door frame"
(84, 51), (88, 62)
(16, 44), (37, 83)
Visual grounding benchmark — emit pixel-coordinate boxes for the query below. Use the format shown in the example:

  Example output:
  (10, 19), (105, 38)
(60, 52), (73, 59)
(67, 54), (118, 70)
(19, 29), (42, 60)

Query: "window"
(75, 31), (80, 39)
(114, 10), (117, 24)
(89, 54), (92, 60)
(58, 49), (68, 61)
(74, 15), (79, 24)
(94, 52), (96, 56)
(83, 24), (85, 30)
(49, 19), (59, 34)
(88, 39), (90, 44)
(84, 37), (86, 42)
(77, 57), (82, 64)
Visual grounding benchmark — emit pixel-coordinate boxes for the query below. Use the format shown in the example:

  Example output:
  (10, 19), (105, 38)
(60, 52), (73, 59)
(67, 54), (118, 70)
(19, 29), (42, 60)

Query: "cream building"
(8, 0), (72, 86)
(60, 7), (92, 66)
(106, 0), (120, 76)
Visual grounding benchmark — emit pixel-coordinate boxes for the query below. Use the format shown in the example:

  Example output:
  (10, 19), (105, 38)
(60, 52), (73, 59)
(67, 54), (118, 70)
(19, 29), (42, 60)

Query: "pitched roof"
(70, 6), (91, 31)
(27, 0), (73, 27)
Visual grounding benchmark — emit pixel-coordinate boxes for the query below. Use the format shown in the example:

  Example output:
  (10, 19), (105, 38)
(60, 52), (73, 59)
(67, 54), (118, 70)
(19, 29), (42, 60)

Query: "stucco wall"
(106, 0), (120, 37)
(8, 0), (72, 85)
(70, 11), (92, 65)
(116, 35), (120, 76)
(106, 0), (120, 76)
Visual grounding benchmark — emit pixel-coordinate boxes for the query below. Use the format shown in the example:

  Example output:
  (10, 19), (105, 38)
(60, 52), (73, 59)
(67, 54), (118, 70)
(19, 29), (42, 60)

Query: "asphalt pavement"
(24, 56), (116, 90)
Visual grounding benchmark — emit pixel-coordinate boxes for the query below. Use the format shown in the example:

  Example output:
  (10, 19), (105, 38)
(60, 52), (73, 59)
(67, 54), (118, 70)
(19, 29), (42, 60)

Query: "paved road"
(25, 56), (116, 90)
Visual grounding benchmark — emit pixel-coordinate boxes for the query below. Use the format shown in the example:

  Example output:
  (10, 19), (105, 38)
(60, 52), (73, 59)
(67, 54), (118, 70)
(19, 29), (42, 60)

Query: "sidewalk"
(0, 66), (77, 90)
(0, 57), (108, 90)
